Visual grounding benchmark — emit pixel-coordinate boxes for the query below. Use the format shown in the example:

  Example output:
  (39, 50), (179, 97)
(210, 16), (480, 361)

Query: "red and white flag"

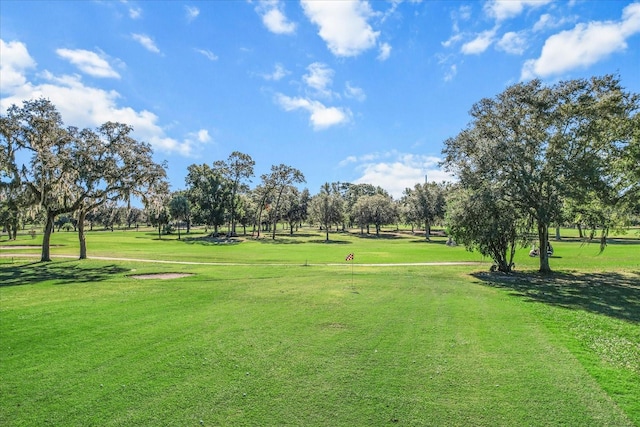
(345, 253), (354, 261)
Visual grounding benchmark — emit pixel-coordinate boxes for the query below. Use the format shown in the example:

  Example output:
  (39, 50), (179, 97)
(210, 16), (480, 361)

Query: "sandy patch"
(130, 273), (194, 280)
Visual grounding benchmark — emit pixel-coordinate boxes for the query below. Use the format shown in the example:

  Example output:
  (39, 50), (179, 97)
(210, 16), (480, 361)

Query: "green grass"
(1, 227), (639, 426)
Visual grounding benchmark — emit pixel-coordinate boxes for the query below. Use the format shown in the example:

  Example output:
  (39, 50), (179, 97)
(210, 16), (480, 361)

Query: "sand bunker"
(130, 273), (194, 280)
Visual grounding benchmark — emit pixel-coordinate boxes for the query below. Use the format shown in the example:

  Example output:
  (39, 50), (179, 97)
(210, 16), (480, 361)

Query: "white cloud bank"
(56, 48), (121, 78)
(0, 39), (210, 157)
(340, 151), (454, 198)
(522, 2), (640, 79)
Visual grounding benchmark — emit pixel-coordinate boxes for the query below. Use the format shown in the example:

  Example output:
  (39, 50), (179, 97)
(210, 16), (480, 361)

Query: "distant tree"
(144, 181), (171, 239)
(352, 194), (396, 236)
(344, 183), (388, 228)
(214, 152), (254, 236)
(185, 163), (229, 236)
(235, 193), (256, 236)
(125, 207), (145, 229)
(281, 186), (309, 235)
(169, 193), (190, 240)
(255, 164), (305, 240)
(403, 182), (446, 240)
(309, 183), (344, 241)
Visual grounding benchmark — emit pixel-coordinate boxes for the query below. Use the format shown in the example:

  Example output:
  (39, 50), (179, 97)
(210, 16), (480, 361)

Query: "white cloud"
(522, 2), (640, 79)
(195, 48), (218, 61)
(185, 5), (200, 22)
(256, 0), (296, 35)
(0, 40), (37, 93)
(56, 48), (120, 78)
(184, 129), (212, 145)
(344, 82), (366, 102)
(377, 42), (392, 61)
(131, 33), (161, 54)
(496, 31), (527, 55)
(461, 29), (496, 54)
(1, 40), (206, 157)
(303, 62), (334, 96)
(195, 129), (211, 143)
(341, 151), (453, 198)
(275, 93), (351, 130)
(484, 0), (552, 22)
(301, 0), (380, 57)
(262, 63), (289, 81)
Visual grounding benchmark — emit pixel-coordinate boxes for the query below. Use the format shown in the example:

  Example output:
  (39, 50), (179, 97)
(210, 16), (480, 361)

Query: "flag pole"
(345, 253), (354, 287)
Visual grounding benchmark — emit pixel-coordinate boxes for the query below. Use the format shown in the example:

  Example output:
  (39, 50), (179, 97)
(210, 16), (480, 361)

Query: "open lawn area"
(1, 227), (639, 426)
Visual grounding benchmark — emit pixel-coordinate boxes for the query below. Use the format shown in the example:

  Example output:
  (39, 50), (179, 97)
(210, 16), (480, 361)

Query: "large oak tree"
(442, 75), (638, 273)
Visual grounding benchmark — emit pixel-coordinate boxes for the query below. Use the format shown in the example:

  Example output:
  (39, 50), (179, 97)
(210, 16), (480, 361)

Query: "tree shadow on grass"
(352, 233), (405, 240)
(307, 239), (352, 244)
(0, 260), (129, 287)
(472, 270), (640, 323)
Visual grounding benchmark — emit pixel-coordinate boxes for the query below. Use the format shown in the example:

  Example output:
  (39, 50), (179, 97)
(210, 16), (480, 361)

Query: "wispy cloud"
(344, 82), (366, 102)
(262, 63), (289, 81)
(56, 48), (121, 78)
(303, 62), (335, 98)
(195, 48), (218, 61)
(122, 0), (142, 20)
(185, 5), (200, 22)
(132, 33), (161, 54)
(377, 42), (391, 61)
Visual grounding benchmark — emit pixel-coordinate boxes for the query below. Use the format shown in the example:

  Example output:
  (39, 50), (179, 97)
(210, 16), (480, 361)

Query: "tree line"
(2, 75), (638, 273)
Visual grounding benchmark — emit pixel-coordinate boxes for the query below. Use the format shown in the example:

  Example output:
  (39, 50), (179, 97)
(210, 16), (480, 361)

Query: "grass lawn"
(1, 227), (638, 426)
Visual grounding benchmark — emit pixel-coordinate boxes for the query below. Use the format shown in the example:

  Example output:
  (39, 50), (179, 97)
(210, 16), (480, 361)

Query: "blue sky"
(2, 0), (639, 198)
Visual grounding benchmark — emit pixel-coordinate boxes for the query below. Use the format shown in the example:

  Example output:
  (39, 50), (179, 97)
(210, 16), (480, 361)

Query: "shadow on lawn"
(0, 260), (129, 287)
(473, 270), (640, 323)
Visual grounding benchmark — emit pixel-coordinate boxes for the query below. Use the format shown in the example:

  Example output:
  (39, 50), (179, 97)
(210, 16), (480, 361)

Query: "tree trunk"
(41, 212), (55, 262)
(425, 220), (431, 241)
(78, 209), (88, 259)
(177, 222), (181, 240)
(538, 223), (551, 274)
(577, 223), (583, 238)
(555, 226), (561, 241)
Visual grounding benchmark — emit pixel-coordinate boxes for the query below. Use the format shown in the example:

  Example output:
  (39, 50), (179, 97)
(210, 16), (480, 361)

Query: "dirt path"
(0, 250), (485, 267)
